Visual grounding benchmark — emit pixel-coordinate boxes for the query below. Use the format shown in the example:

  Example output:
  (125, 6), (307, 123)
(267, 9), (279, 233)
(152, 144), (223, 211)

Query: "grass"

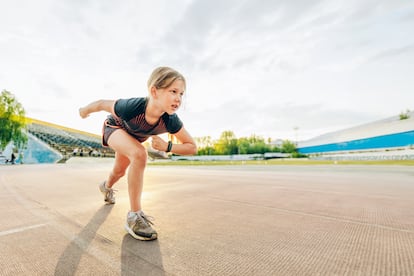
(148, 159), (414, 166)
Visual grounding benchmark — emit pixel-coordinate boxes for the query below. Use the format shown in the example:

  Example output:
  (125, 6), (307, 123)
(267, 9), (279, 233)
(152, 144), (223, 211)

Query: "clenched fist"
(79, 107), (89, 119)
(151, 136), (168, 152)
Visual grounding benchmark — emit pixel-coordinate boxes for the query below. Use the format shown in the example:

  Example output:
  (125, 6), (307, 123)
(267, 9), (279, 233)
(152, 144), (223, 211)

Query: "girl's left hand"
(151, 136), (168, 152)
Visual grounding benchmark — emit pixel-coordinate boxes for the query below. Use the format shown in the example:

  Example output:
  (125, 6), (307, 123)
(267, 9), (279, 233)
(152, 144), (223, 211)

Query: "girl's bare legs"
(105, 152), (129, 188)
(107, 129), (148, 212)
(106, 129), (156, 240)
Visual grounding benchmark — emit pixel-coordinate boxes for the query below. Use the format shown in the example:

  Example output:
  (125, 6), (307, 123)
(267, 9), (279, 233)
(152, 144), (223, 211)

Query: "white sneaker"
(99, 181), (115, 204)
(125, 211), (157, 241)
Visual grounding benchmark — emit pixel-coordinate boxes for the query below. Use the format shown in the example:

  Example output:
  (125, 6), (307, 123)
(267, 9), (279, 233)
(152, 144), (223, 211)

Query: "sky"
(1, 0), (414, 142)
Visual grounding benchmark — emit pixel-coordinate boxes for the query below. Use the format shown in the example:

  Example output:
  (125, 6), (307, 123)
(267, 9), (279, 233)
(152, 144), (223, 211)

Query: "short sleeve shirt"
(106, 97), (183, 142)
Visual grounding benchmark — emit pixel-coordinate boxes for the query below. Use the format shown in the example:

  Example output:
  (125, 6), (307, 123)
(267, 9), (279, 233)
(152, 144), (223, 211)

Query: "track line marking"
(0, 223), (47, 237)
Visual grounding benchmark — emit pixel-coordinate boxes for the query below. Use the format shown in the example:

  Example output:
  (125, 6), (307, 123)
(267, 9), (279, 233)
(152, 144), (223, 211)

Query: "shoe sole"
(104, 199), (115, 205)
(124, 224), (157, 241)
(102, 192), (115, 204)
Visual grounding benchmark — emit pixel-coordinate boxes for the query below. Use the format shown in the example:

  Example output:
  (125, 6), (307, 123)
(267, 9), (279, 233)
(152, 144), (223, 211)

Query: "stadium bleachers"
(26, 118), (115, 162)
(24, 118), (166, 163)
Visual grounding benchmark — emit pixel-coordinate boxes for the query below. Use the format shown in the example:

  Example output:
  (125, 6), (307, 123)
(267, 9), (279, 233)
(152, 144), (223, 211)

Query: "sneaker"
(125, 211), (158, 241)
(99, 181), (115, 204)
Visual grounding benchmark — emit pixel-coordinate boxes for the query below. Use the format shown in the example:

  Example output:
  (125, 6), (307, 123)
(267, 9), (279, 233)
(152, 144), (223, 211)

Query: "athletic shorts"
(102, 119), (121, 147)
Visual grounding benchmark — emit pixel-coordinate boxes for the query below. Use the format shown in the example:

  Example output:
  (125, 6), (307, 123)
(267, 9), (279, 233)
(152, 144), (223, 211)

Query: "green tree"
(215, 130), (238, 155)
(399, 109), (411, 120)
(0, 90), (28, 151)
(248, 135), (270, 154)
(195, 136), (215, 155)
(236, 135), (271, 154)
(281, 140), (296, 153)
(237, 137), (250, 154)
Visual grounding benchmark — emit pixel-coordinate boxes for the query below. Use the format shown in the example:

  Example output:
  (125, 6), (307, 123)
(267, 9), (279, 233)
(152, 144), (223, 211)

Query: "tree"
(248, 135), (270, 154)
(237, 137), (251, 154)
(215, 130), (238, 155)
(399, 109), (411, 120)
(0, 90), (28, 151)
(280, 140), (296, 153)
(195, 136), (215, 155)
(237, 135), (271, 154)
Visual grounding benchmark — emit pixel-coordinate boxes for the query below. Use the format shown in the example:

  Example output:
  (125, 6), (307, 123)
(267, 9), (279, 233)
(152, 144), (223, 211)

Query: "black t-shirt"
(106, 97), (183, 142)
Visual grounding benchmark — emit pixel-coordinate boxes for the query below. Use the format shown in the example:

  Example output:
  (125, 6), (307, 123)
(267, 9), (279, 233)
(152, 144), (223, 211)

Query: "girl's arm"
(152, 127), (197, 155)
(171, 127), (198, 155)
(79, 100), (116, 119)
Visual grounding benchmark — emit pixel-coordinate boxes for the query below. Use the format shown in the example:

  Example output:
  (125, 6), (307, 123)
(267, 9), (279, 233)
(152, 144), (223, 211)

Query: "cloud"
(367, 44), (414, 63)
(1, 0), (413, 141)
(181, 96), (377, 141)
(134, 0), (330, 74)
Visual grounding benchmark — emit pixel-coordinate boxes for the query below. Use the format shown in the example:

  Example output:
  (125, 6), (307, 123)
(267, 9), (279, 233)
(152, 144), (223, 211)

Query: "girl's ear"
(150, 86), (157, 98)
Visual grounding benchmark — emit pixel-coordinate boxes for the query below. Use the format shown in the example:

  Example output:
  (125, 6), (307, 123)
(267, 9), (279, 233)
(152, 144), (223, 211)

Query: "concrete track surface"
(1, 160), (414, 275)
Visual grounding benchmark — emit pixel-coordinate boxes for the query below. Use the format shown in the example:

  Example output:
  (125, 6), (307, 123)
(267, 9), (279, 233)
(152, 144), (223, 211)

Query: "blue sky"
(1, 0), (414, 141)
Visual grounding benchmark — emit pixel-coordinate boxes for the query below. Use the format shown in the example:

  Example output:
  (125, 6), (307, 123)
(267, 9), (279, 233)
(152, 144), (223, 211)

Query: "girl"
(79, 67), (197, 240)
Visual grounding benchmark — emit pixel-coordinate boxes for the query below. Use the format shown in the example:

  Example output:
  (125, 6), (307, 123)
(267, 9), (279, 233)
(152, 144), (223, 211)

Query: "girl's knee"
(129, 148), (147, 164)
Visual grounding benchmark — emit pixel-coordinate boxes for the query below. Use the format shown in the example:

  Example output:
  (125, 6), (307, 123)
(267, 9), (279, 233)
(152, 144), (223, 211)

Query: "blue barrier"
(21, 135), (62, 164)
(298, 130), (414, 154)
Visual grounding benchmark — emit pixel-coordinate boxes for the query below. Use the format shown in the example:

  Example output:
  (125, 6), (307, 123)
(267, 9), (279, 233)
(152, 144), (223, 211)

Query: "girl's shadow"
(54, 205), (113, 275)
(121, 234), (165, 275)
(53, 204), (165, 275)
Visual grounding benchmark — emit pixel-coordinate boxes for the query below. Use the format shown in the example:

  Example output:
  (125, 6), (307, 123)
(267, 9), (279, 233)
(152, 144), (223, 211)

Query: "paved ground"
(1, 159), (414, 275)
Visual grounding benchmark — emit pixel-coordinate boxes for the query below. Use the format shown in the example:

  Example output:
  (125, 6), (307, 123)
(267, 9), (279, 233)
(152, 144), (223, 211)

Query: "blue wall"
(3, 134), (62, 164)
(24, 136), (62, 163)
(298, 130), (414, 154)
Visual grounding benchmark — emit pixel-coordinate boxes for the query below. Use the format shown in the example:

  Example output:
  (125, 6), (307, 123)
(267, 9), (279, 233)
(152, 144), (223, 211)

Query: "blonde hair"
(147, 66), (186, 91)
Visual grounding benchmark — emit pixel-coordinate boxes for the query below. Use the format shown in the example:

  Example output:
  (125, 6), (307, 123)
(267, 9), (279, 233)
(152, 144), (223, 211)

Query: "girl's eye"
(170, 90), (184, 97)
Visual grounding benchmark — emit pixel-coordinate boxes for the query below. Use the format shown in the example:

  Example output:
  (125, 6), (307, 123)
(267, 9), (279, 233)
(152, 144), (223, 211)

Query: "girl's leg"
(107, 129), (147, 212)
(105, 151), (130, 189)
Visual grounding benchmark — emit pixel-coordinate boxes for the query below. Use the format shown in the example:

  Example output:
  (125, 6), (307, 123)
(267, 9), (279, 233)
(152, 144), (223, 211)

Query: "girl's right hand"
(79, 107), (89, 119)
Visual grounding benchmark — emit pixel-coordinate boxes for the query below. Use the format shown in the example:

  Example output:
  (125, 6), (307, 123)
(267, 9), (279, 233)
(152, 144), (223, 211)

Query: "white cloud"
(1, 0), (414, 142)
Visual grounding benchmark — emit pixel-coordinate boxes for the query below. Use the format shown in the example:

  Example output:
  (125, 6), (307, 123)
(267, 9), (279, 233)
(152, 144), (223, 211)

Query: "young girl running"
(79, 67), (197, 240)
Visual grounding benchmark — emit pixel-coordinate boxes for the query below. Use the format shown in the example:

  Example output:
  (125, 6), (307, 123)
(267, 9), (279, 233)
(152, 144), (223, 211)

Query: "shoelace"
(142, 213), (155, 226)
(106, 187), (117, 198)
(102, 182), (117, 198)
(136, 213), (155, 227)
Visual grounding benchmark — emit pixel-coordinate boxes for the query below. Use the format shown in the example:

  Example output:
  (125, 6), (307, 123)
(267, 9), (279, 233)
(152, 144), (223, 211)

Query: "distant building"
(297, 111), (414, 157)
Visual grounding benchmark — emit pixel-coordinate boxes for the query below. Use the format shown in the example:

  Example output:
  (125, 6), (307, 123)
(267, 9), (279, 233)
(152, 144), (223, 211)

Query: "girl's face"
(156, 79), (185, 115)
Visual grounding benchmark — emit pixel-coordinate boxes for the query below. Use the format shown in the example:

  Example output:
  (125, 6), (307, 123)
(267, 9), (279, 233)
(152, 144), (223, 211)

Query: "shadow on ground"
(54, 205), (114, 275)
(121, 234), (165, 275)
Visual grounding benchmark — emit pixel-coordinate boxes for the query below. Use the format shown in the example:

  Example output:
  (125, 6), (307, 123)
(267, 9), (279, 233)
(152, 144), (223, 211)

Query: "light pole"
(293, 126), (299, 146)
